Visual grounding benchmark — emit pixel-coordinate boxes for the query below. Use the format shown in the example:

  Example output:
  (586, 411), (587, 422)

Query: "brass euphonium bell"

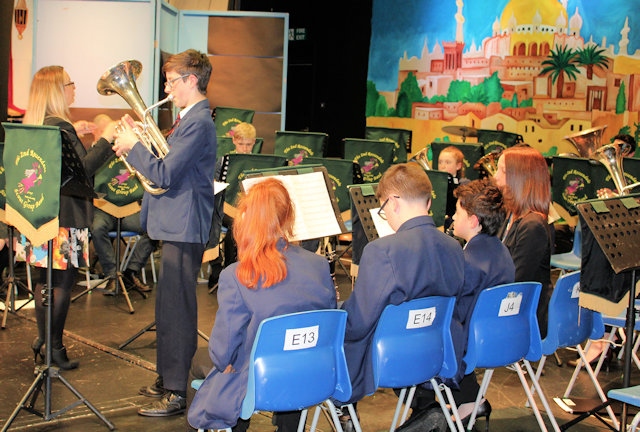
(473, 149), (502, 177)
(564, 125), (608, 159)
(97, 60), (172, 195)
(408, 146), (431, 170)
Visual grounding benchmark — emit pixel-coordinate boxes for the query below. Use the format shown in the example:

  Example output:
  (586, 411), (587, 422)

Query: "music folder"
(242, 165), (346, 242)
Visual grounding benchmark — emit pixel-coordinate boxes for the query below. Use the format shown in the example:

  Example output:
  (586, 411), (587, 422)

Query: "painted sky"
(369, 0), (640, 91)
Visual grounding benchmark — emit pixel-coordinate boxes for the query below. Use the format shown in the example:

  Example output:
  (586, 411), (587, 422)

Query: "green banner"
(303, 157), (362, 213)
(365, 126), (412, 163)
(220, 153), (288, 205)
(551, 156), (594, 216)
(274, 131), (327, 164)
(213, 106), (255, 136)
(2, 123), (61, 245)
(95, 157), (143, 206)
(343, 138), (395, 183)
(0, 143), (5, 223)
(476, 129), (523, 154)
(425, 169), (449, 228)
(431, 142), (485, 181)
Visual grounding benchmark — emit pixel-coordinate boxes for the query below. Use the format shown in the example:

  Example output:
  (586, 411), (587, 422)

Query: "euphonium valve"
(97, 60), (172, 195)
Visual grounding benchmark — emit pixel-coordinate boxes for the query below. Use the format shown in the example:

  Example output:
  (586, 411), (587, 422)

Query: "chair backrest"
(240, 309), (351, 417)
(464, 282), (542, 373)
(542, 271), (604, 355)
(371, 296), (457, 390)
(572, 220), (582, 256)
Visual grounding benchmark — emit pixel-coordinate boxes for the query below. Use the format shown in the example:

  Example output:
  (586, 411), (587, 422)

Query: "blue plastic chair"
(193, 309), (352, 432)
(550, 222), (581, 274)
(463, 282), (560, 432)
(528, 271), (617, 428)
(607, 385), (640, 431)
(346, 296), (463, 432)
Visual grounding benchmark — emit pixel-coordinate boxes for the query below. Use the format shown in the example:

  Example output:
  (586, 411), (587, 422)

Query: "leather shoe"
(138, 391), (186, 417)
(139, 376), (167, 398)
(123, 270), (152, 292)
(102, 278), (116, 296)
(461, 399), (492, 431)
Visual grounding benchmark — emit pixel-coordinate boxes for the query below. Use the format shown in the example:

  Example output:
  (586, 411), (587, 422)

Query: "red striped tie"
(166, 114), (180, 138)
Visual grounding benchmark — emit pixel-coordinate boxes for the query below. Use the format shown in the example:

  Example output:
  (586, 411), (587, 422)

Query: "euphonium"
(97, 60), (172, 195)
(473, 149), (502, 177)
(564, 125), (608, 159)
(408, 146), (431, 170)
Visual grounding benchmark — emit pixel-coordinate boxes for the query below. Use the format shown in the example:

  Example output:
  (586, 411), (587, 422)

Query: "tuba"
(97, 60), (172, 195)
(408, 146), (431, 170)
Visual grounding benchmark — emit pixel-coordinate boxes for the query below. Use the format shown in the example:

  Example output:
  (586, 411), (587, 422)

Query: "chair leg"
(431, 379), (464, 432)
(521, 359), (561, 432)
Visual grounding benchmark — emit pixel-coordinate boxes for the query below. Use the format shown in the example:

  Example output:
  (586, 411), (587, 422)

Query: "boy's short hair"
(454, 178), (505, 236)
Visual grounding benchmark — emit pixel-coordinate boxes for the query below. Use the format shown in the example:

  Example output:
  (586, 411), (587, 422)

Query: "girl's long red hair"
(502, 145), (550, 218)
(234, 178), (295, 289)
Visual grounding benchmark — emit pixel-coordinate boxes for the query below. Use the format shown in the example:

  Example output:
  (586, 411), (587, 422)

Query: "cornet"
(97, 60), (172, 195)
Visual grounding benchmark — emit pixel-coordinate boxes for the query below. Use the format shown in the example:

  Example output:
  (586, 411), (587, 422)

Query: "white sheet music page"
(370, 208), (396, 237)
(242, 171), (343, 241)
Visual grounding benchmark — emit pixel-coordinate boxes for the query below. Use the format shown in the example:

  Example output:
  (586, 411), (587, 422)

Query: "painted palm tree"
(540, 44), (580, 98)
(575, 44), (610, 79)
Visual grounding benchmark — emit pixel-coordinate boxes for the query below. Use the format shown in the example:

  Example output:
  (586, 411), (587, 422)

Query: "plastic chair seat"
(191, 309), (351, 432)
(107, 230), (156, 283)
(550, 223), (581, 273)
(608, 386), (640, 431)
(347, 296), (462, 432)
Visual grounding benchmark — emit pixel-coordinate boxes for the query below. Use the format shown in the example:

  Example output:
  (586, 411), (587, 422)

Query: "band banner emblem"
(2, 123), (61, 245)
(94, 157), (143, 218)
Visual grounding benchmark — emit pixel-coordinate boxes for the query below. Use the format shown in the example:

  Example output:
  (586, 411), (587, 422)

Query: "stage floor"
(0, 257), (636, 432)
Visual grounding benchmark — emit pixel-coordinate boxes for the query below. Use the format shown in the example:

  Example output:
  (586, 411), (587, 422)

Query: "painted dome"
(500, 0), (567, 30)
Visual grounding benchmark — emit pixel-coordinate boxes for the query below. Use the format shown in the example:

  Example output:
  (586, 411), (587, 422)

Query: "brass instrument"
(97, 60), (172, 195)
(564, 125), (608, 159)
(408, 146), (431, 170)
(565, 125), (638, 196)
(473, 149), (502, 177)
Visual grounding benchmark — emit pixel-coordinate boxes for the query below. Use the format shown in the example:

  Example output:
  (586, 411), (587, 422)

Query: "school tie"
(166, 114), (180, 138)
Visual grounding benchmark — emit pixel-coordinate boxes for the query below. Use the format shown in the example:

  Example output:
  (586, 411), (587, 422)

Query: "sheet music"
(370, 208), (395, 237)
(242, 171), (343, 241)
(214, 181), (229, 195)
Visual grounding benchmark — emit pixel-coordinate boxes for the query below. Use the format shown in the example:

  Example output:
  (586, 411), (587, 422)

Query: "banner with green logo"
(94, 157), (144, 218)
(2, 123), (61, 245)
(274, 131), (327, 165)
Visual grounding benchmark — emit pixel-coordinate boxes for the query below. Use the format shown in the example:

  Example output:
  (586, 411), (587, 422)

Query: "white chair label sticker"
(284, 325), (319, 350)
(406, 307), (436, 329)
(499, 292), (523, 317)
(571, 282), (580, 299)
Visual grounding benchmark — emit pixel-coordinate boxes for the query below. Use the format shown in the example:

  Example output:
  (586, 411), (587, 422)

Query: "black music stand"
(561, 195), (640, 431)
(1, 225), (34, 328)
(1, 127), (114, 431)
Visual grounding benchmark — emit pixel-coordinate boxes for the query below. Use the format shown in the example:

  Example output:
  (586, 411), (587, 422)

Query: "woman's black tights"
(33, 267), (78, 349)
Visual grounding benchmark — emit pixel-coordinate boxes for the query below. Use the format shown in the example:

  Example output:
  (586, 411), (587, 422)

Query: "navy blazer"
(340, 215), (465, 404)
(188, 243), (337, 430)
(126, 99), (217, 243)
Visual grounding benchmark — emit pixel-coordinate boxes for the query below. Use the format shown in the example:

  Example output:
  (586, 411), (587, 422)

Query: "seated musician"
(334, 163), (465, 428)
(187, 178), (336, 432)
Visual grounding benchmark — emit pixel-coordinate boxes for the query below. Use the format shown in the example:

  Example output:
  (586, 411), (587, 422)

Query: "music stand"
(565, 195), (640, 431)
(1, 126), (114, 431)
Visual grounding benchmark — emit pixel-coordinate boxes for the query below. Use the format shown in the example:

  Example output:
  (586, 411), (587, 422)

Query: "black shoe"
(139, 376), (167, 398)
(51, 346), (79, 370)
(396, 403), (448, 432)
(138, 391), (186, 417)
(461, 400), (492, 432)
(123, 270), (152, 292)
(31, 337), (44, 364)
(207, 261), (223, 288)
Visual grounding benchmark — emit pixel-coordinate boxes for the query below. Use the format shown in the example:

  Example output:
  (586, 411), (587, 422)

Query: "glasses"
(377, 195), (400, 220)
(63, 81), (75, 87)
(164, 74), (190, 90)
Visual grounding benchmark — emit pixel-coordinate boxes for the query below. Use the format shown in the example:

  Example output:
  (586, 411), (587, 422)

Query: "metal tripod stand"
(1, 239), (114, 431)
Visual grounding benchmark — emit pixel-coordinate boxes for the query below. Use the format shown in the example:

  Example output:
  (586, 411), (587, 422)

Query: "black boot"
(51, 346), (79, 370)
